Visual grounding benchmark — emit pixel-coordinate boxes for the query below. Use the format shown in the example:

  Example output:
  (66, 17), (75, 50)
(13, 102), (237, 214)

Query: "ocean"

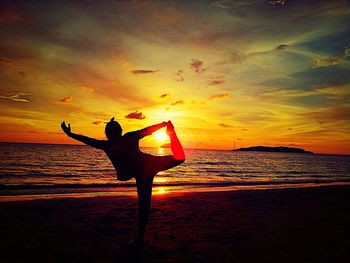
(1, 142), (349, 200)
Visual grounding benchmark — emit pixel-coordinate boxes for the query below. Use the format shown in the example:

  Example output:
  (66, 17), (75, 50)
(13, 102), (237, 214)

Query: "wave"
(196, 161), (233, 165)
(2, 178), (350, 190)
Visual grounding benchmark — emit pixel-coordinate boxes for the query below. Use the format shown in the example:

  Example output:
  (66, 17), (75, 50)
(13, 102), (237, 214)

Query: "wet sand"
(1, 185), (350, 262)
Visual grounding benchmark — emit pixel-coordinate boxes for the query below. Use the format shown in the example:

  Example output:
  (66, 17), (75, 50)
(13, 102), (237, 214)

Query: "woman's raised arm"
(137, 121), (168, 139)
(61, 121), (106, 150)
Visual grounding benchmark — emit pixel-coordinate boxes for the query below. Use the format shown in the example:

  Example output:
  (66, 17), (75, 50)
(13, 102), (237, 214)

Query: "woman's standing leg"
(131, 122), (185, 245)
(134, 172), (155, 244)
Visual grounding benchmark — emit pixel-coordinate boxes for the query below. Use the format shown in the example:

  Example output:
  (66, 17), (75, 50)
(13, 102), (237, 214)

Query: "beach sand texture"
(1, 185), (350, 263)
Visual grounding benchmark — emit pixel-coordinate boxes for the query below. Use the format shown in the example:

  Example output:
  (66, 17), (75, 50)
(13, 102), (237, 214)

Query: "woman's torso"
(104, 132), (144, 181)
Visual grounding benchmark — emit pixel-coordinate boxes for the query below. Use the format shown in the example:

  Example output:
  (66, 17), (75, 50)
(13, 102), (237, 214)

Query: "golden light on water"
(154, 187), (167, 195)
(154, 177), (167, 183)
(157, 148), (165, 155)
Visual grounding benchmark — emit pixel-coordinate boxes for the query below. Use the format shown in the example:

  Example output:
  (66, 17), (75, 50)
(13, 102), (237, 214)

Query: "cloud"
(275, 44), (288, 50)
(0, 56), (18, 66)
(312, 47), (350, 68)
(47, 132), (62, 135)
(227, 44), (288, 65)
(290, 93), (337, 107)
(79, 86), (95, 93)
(230, 111), (277, 124)
(269, 0), (286, 6)
(192, 100), (206, 104)
(92, 120), (102, 125)
(206, 0), (349, 65)
(211, 0), (253, 10)
(160, 93), (170, 98)
(248, 44), (289, 57)
(0, 92), (31, 103)
(211, 1), (233, 9)
(190, 59), (206, 73)
(215, 0), (341, 20)
(171, 100), (184, 106)
(241, 128), (248, 131)
(209, 80), (225, 85)
(229, 50), (244, 64)
(151, 6), (184, 25)
(130, 69), (159, 75)
(345, 47), (350, 57)
(0, 1), (144, 62)
(292, 66), (350, 89)
(299, 106), (350, 123)
(212, 0), (280, 17)
(219, 123), (232, 128)
(58, 96), (72, 103)
(295, 24), (350, 56)
(125, 110), (146, 120)
(65, 65), (155, 108)
(0, 3), (23, 24)
(259, 65), (350, 90)
(209, 93), (229, 100)
(18, 71), (26, 78)
(175, 69), (184, 82)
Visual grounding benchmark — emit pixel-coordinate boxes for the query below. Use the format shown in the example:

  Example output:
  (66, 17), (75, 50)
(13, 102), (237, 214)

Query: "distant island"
(233, 146), (313, 154)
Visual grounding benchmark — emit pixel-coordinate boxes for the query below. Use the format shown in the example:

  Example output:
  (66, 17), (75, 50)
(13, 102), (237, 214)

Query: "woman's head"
(105, 117), (122, 140)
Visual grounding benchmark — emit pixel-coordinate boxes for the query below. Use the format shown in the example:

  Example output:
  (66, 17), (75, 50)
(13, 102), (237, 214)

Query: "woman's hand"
(61, 121), (72, 136)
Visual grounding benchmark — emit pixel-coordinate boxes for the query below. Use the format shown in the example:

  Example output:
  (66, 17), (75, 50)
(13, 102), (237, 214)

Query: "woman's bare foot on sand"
(127, 236), (144, 248)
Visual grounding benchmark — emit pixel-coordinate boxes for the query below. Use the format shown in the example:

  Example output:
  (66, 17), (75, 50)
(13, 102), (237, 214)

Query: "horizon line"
(0, 141), (348, 156)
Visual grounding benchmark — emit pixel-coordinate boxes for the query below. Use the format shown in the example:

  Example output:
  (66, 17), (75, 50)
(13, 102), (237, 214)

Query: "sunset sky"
(0, 0), (349, 154)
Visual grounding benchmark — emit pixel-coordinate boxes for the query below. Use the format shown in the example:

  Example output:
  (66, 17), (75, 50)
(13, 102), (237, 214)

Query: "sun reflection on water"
(157, 147), (165, 155)
(154, 176), (167, 183)
(153, 187), (167, 195)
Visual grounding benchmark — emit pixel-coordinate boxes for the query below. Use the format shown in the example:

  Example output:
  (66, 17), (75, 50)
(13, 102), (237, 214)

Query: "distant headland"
(233, 146), (313, 154)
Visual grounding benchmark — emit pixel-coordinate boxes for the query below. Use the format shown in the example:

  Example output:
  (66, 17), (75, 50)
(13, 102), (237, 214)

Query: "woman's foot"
(166, 121), (175, 136)
(127, 236), (144, 248)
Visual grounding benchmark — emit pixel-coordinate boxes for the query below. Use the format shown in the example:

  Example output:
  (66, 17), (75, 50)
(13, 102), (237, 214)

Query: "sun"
(153, 130), (168, 142)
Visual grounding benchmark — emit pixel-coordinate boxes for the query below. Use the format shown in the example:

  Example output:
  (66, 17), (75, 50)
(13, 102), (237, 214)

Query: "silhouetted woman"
(61, 118), (185, 245)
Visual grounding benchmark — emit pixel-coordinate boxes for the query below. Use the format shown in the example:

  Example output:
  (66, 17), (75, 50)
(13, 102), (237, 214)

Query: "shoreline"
(1, 181), (350, 202)
(1, 184), (349, 262)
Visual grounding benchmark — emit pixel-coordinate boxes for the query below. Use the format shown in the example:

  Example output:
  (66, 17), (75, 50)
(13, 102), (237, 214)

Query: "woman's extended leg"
(167, 121), (185, 161)
(148, 121), (185, 173)
(146, 122), (185, 174)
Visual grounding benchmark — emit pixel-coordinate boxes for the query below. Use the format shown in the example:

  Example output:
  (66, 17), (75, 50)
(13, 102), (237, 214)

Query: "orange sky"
(0, 0), (349, 154)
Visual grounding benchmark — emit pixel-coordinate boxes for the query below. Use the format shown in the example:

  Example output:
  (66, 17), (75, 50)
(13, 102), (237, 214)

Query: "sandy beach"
(1, 185), (350, 263)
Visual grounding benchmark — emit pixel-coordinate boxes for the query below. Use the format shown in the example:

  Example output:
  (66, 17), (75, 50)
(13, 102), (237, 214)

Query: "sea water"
(0, 142), (349, 198)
